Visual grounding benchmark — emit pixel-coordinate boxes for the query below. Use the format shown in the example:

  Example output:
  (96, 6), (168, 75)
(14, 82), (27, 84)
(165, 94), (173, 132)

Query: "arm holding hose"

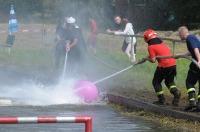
(174, 52), (191, 59)
(66, 39), (77, 52)
(137, 54), (200, 69)
(137, 55), (156, 64)
(156, 54), (200, 69)
(175, 50), (200, 68)
(137, 57), (147, 64)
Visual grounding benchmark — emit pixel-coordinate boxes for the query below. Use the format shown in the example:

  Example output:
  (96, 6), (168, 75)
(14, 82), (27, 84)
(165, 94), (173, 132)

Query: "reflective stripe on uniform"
(190, 98), (195, 101)
(156, 91), (163, 95)
(169, 85), (176, 91)
(187, 88), (195, 93)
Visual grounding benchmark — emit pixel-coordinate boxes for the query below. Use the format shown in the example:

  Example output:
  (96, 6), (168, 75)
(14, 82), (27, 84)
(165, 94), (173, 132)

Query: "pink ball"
(74, 81), (99, 103)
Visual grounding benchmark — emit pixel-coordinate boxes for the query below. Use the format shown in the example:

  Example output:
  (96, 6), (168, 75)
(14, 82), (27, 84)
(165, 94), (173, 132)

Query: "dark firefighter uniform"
(184, 34), (200, 111)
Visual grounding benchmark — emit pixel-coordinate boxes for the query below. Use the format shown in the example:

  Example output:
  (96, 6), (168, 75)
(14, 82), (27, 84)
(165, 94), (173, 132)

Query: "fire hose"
(137, 55), (200, 69)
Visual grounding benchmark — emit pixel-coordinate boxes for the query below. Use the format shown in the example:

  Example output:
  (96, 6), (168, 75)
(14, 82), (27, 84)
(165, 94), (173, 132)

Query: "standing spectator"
(106, 16), (137, 55)
(113, 15), (123, 31)
(177, 26), (200, 111)
(106, 18), (136, 62)
(139, 29), (181, 106)
(87, 18), (98, 54)
(106, 15), (123, 32)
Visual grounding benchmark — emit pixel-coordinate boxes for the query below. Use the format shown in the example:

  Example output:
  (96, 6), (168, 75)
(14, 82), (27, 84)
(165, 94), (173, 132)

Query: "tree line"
(0, 0), (199, 31)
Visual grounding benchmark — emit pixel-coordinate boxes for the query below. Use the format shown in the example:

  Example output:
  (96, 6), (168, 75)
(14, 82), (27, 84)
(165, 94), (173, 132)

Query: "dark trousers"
(66, 46), (85, 77)
(186, 63), (200, 100)
(152, 66), (177, 95)
(54, 40), (66, 69)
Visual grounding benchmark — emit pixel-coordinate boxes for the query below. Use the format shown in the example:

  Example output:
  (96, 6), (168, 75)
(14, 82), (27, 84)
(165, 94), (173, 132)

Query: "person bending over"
(139, 29), (181, 106)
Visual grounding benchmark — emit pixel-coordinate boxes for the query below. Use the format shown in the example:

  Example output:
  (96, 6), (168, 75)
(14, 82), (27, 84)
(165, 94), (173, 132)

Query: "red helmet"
(144, 29), (158, 42)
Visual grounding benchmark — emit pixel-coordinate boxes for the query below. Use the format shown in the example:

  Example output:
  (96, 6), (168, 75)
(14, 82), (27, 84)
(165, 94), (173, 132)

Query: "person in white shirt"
(107, 18), (136, 62)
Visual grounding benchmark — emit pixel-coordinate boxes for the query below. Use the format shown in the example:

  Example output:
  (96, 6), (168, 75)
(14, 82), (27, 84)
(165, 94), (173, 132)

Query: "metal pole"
(8, 32), (11, 54)
(172, 41), (175, 55)
(0, 116), (92, 132)
(76, 117), (92, 132)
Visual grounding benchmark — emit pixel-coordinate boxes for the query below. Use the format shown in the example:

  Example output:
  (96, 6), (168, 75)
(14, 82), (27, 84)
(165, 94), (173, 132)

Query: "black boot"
(196, 99), (200, 112)
(184, 101), (196, 112)
(184, 92), (196, 112)
(172, 90), (181, 106)
(153, 94), (165, 105)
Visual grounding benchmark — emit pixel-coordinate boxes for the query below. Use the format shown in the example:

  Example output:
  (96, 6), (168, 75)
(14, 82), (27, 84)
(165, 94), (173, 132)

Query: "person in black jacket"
(54, 18), (67, 69)
(63, 17), (86, 76)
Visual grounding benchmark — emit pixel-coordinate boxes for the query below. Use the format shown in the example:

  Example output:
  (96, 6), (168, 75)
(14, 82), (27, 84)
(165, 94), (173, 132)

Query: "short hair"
(122, 18), (129, 24)
(178, 26), (188, 33)
(114, 15), (121, 19)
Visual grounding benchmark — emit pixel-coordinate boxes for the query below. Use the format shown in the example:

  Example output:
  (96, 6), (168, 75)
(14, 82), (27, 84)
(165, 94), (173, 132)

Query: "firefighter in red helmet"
(144, 29), (158, 42)
(139, 29), (181, 106)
